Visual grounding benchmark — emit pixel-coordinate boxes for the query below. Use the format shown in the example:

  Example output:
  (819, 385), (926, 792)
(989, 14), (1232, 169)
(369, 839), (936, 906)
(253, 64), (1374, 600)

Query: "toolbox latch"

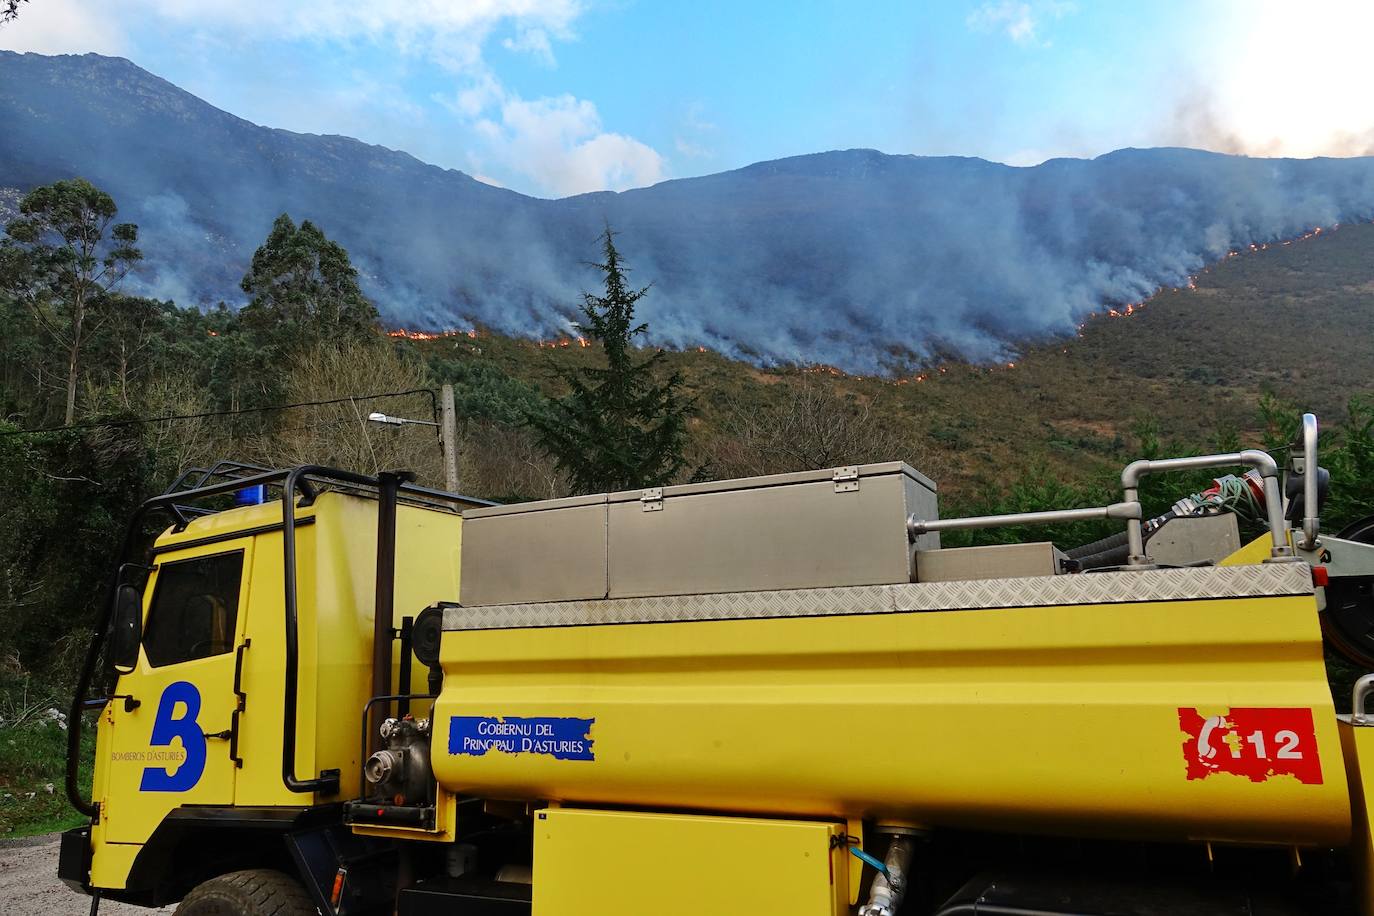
(833, 466), (860, 493)
(640, 487), (664, 511)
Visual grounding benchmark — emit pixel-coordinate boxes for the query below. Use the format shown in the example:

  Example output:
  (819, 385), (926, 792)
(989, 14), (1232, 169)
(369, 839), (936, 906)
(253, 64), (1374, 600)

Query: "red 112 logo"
(1177, 707), (1322, 784)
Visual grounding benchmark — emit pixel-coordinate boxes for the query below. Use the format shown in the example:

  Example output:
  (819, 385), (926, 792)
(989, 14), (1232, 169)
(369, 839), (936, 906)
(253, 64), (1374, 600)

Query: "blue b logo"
(140, 681), (207, 792)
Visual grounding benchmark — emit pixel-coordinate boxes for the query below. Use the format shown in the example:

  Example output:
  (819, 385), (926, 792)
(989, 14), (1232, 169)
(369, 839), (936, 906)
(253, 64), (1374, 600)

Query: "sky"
(4, 1), (1374, 199)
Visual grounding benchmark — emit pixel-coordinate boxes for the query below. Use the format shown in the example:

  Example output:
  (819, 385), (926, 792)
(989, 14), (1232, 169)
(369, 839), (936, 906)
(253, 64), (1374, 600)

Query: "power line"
(0, 388), (439, 438)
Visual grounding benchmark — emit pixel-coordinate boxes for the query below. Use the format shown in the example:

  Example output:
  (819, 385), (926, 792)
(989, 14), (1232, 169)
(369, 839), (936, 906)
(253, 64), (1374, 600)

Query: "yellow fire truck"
(57, 415), (1374, 914)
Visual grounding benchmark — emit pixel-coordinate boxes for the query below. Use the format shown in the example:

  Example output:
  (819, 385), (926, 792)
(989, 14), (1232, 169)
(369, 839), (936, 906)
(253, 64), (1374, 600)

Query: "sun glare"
(1216, 3), (1374, 157)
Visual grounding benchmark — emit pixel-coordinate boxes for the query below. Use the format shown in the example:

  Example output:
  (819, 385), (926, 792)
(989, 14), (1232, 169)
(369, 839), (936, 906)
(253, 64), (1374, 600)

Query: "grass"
(0, 714), (93, 838)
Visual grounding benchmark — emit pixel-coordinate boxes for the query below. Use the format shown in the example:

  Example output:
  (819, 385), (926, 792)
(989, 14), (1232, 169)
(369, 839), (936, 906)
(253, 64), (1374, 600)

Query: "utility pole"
(440, 383), (460, 493)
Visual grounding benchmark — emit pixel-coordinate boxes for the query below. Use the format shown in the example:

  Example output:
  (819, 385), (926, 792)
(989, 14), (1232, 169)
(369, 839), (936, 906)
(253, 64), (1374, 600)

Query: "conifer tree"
(526, 227), (692, 494)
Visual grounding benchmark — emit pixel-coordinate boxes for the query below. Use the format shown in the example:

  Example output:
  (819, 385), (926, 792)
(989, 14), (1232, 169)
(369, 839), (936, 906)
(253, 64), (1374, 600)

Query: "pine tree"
(526, 227), (693, 494)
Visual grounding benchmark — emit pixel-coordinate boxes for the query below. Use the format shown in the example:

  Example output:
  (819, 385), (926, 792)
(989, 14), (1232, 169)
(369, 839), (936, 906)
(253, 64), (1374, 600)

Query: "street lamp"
(367, 411), (436, 428)
(366, 389), (460, 493)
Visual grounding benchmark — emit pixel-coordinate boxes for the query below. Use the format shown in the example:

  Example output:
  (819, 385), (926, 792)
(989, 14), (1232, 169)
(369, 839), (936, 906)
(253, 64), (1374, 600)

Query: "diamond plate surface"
(443, 563), (1313, 632)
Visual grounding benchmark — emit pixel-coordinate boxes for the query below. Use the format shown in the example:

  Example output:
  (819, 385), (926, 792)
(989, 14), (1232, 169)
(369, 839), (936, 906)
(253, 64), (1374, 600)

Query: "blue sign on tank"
(449, 715), (595, 761)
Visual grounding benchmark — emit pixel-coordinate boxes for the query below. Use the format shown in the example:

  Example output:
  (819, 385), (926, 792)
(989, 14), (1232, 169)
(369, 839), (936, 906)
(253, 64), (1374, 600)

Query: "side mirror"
(108, 584), (143, 673)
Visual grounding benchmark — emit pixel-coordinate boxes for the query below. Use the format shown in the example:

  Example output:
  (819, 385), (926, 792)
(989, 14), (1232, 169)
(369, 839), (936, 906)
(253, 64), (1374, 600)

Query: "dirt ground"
(0, 834), (172, 915)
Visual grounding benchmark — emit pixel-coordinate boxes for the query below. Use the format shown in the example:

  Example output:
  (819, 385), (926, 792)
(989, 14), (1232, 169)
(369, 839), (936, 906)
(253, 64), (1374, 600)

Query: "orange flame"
(386, 328), (483, 341)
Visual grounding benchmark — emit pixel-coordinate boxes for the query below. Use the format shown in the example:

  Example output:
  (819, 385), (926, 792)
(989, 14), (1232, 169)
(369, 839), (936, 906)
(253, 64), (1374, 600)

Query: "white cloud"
(464, 92), (666, 196)
(0, 0), (127, 55)
(966, 1), (1075, 48)
(3, 0), (581, 67)
(502, 27), (556, 67)
(139, 0), (581, 69)
(6, 0), (666, 196)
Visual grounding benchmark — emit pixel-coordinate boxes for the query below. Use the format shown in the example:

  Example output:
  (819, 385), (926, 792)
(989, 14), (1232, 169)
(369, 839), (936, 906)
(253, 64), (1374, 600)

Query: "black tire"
(175, 868), (315, 916)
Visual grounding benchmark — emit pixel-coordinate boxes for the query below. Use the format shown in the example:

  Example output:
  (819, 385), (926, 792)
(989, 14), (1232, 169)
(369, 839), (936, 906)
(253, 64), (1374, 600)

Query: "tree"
(250, 339), (438, 479)
(239, 213), (378, 352)
(1, 179), (141, 425)
(708, 378), (918, 479)
(525, 227), (693, 494)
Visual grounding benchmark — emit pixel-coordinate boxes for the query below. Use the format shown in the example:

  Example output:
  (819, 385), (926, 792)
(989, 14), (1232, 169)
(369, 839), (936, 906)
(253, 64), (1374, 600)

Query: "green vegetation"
(2, 176), (1374, 833)
(524, 228), (693, 494)
(0, 711), (94, 837)
(0, 178), (142, 424)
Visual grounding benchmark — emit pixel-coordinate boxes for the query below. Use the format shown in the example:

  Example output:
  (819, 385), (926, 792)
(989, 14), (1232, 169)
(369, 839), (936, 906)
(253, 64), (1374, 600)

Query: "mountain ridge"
(4, 51), (1374, 371)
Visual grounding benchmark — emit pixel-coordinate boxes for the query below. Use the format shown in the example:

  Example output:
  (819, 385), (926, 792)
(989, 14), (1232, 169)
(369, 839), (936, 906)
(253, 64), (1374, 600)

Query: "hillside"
(416, 219), (1374, 492)
(5, 51), (1374, 371)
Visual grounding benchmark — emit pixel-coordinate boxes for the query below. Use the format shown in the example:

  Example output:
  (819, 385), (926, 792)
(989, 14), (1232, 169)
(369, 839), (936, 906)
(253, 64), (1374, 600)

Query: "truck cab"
(60, 464), (484, 911)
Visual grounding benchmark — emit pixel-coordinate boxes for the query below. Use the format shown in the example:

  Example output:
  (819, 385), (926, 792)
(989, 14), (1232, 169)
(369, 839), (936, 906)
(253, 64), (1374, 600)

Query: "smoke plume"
(5, 52), (1374, 373)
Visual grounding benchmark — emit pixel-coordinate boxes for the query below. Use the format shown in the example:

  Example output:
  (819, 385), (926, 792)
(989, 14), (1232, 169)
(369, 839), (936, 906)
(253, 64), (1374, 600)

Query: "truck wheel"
(175, 869), (315, 915)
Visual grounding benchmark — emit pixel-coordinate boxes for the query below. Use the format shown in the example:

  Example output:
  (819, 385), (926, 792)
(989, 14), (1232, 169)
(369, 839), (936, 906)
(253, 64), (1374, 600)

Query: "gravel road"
(0, 835), (172, 915)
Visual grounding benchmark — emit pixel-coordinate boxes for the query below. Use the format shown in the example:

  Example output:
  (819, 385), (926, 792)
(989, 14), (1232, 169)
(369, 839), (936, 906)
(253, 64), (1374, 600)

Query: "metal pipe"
(858, 835), (915, 916)
(1300, 413), (1321, 550)
(371, 471), (414, 757)
(1120, 450), (1279, 488)
(1120, 450), (1291, 563)
(1354, 674), (1374, 726)
(282, 464), (386, 794)
(397, 616), (414, 719)
(1260, 473), (1289, 556)
(907, 501), (1140, 540)
(1123, 485), (1144, 563)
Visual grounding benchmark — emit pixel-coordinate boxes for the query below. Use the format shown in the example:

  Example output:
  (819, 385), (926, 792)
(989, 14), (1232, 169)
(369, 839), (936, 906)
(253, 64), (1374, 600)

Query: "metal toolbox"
(915, 542), (1066, 582)
(458, 462), (938, 607)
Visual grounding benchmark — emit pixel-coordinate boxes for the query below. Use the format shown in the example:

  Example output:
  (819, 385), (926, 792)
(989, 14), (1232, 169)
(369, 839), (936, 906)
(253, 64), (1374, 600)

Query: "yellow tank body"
(432, 563), (1351, 847)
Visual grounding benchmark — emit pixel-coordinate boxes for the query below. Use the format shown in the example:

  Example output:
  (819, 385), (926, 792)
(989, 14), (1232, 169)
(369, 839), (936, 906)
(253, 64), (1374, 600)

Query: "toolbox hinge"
(641, 487), (664, 512)
(833, 466), (860, 493)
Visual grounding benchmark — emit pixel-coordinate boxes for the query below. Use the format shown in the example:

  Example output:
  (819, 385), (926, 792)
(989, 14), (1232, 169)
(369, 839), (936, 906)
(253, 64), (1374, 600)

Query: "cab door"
(101, 540), (253, 844)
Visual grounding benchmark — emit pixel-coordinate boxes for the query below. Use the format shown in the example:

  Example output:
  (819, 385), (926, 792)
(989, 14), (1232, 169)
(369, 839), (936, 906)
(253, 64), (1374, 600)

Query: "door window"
(142, 551), (244, 667)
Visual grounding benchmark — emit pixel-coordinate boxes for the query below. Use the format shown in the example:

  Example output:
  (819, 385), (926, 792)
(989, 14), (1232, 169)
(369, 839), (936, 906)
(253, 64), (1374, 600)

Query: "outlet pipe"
(1121, 451), (1291, 565)
(858, 834), (915, 916)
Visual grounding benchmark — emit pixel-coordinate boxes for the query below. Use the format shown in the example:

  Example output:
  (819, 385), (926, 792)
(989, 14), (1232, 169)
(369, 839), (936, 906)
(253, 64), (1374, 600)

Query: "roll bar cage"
(65, 465), (493, 818)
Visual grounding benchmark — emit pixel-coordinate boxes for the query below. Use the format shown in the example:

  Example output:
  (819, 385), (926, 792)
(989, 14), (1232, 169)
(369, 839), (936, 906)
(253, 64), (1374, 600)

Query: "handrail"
(1121, 451), (1291, 564)
(907, 502), (1141, 538)
(1299, 413), (1320, 550)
